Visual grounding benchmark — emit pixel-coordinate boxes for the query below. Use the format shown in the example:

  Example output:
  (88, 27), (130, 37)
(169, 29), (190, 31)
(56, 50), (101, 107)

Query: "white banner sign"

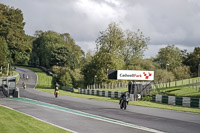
(117, 70), (154, 80)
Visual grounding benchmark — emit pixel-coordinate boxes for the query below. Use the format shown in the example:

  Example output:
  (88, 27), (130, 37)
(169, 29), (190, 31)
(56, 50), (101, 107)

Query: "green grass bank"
(0, 106), (69, 133)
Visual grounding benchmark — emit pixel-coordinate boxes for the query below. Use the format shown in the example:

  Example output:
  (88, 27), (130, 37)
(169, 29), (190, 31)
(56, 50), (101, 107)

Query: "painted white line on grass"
(0, 105), (78, 133)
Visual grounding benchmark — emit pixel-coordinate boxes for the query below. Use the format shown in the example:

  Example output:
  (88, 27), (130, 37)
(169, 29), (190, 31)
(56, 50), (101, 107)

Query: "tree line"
(0, 4), (199, 88)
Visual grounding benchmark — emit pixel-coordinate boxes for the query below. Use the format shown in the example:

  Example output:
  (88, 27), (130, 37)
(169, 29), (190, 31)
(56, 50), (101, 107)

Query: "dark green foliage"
(183, 47), (200, 77)
(50, 47), (73, 67)
(154, 69), (175, 82)
(141, 95), (152, 101)
(31, 31), (65, 68)
(31, 31), (84, 69)
(82, 23), (150, 86)
(0, 4), (32, 65)
(59, 71), (73, 87)
(31, 31), (84, 88)
(155, 45), (184, 71)
(51, 66), (83, 88)
(0, 37), (9, 67)
(172, 66), (190, 80)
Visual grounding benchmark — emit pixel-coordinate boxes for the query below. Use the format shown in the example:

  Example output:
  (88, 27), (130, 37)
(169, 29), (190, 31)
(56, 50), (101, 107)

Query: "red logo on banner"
(143, 72), (152, 79)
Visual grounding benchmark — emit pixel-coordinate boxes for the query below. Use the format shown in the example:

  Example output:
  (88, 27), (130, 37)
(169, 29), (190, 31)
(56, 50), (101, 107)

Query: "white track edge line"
(15, 97), (166, 133)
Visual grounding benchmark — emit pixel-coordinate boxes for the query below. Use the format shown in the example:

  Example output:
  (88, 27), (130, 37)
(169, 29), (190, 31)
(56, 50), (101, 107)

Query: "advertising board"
(117, 70), (154, 80)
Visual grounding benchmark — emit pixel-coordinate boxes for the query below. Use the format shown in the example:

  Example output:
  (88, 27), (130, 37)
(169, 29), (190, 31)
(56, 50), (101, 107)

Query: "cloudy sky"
(1, 0), (200, 57)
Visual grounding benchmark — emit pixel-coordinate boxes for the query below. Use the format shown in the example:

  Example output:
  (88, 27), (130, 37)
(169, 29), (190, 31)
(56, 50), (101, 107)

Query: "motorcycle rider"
(54, 83), (59, 98)
(22, 82), (26, 89)
(119, 92), (129, 105)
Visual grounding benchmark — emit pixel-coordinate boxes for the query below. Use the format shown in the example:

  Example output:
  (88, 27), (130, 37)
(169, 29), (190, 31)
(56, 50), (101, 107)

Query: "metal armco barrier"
(61, 86), (74, 92)
(78, 88), (123, 99)
(152, 94), (200, 108)
(78, 88), (138, 101)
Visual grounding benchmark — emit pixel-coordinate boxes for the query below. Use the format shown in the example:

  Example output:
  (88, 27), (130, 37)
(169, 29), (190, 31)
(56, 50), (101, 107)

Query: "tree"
(50, 47), (73, 68)
(183, 47), (200, 77)
(81, 57), (97, 86)
(123, 29), (149, 66)
(155, 69), (175, 82)
(0, 4), (32, 65)
(172, 66), (190, 80)
(62, 33), (84, 69)
(126, 57), (157, 71)
(59, 72), (73, 87)
(82, 22), (149, 85)
(84, 23), (125, 84)
(51, 66), (72, 87)
(32, 31), (84, 69)
(32, 31), (65, 68)
(155, 45), (184, 71)
(0, 37), (9, 74)
(69, 69), (84, 88)
(96, 23), (125, 54)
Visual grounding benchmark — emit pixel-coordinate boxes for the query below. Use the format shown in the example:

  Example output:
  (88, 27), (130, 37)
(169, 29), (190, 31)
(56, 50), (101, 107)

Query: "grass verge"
(22, 66), (200, 114)
(154, 77), (200, 98)
(0, 106), (69, 133)
(18, 66), (52, 89)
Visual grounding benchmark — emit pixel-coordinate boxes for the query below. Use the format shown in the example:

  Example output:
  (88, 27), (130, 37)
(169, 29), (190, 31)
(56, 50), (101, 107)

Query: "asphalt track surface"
(0, 67), (200, 133)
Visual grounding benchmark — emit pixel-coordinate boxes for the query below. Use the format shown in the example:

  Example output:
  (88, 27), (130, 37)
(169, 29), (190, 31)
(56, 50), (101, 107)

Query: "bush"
(140, 95), (152, 101)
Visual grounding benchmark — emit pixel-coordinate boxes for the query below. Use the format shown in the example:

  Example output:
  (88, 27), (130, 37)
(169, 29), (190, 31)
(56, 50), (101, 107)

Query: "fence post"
(189, 79), (190, 88)
(196, 80), (198, 90)
(192, 79), (194, 89)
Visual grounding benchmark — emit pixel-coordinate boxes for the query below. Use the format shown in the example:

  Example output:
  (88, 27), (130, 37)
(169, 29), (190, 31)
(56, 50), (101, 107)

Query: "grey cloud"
(1, 0), (199, 57)
(123, 0), (200, 47)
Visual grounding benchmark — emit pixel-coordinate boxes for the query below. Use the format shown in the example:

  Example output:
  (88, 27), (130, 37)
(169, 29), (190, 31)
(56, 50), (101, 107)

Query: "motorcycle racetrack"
(0, 67), (200, 133)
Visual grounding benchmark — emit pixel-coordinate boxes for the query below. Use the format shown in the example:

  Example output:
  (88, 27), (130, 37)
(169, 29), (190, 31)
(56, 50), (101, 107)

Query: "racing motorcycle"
(120, 94), (129, 110)
(54, 90), (59, 98)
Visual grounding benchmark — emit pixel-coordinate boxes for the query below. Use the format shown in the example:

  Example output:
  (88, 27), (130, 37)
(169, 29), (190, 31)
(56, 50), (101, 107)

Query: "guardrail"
(16, 65), (53, 76)
(78, 88), (137, 101)
(78, 88), (122, 98)
(61, 86), (74, 92)
(152, 94), (200, 108)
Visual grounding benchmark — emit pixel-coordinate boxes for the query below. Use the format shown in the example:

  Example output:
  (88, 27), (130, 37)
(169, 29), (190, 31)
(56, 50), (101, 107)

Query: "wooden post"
(196, 80), (198, 90)
(189, 79), (190, 88)
(192, 79), (194, 89)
